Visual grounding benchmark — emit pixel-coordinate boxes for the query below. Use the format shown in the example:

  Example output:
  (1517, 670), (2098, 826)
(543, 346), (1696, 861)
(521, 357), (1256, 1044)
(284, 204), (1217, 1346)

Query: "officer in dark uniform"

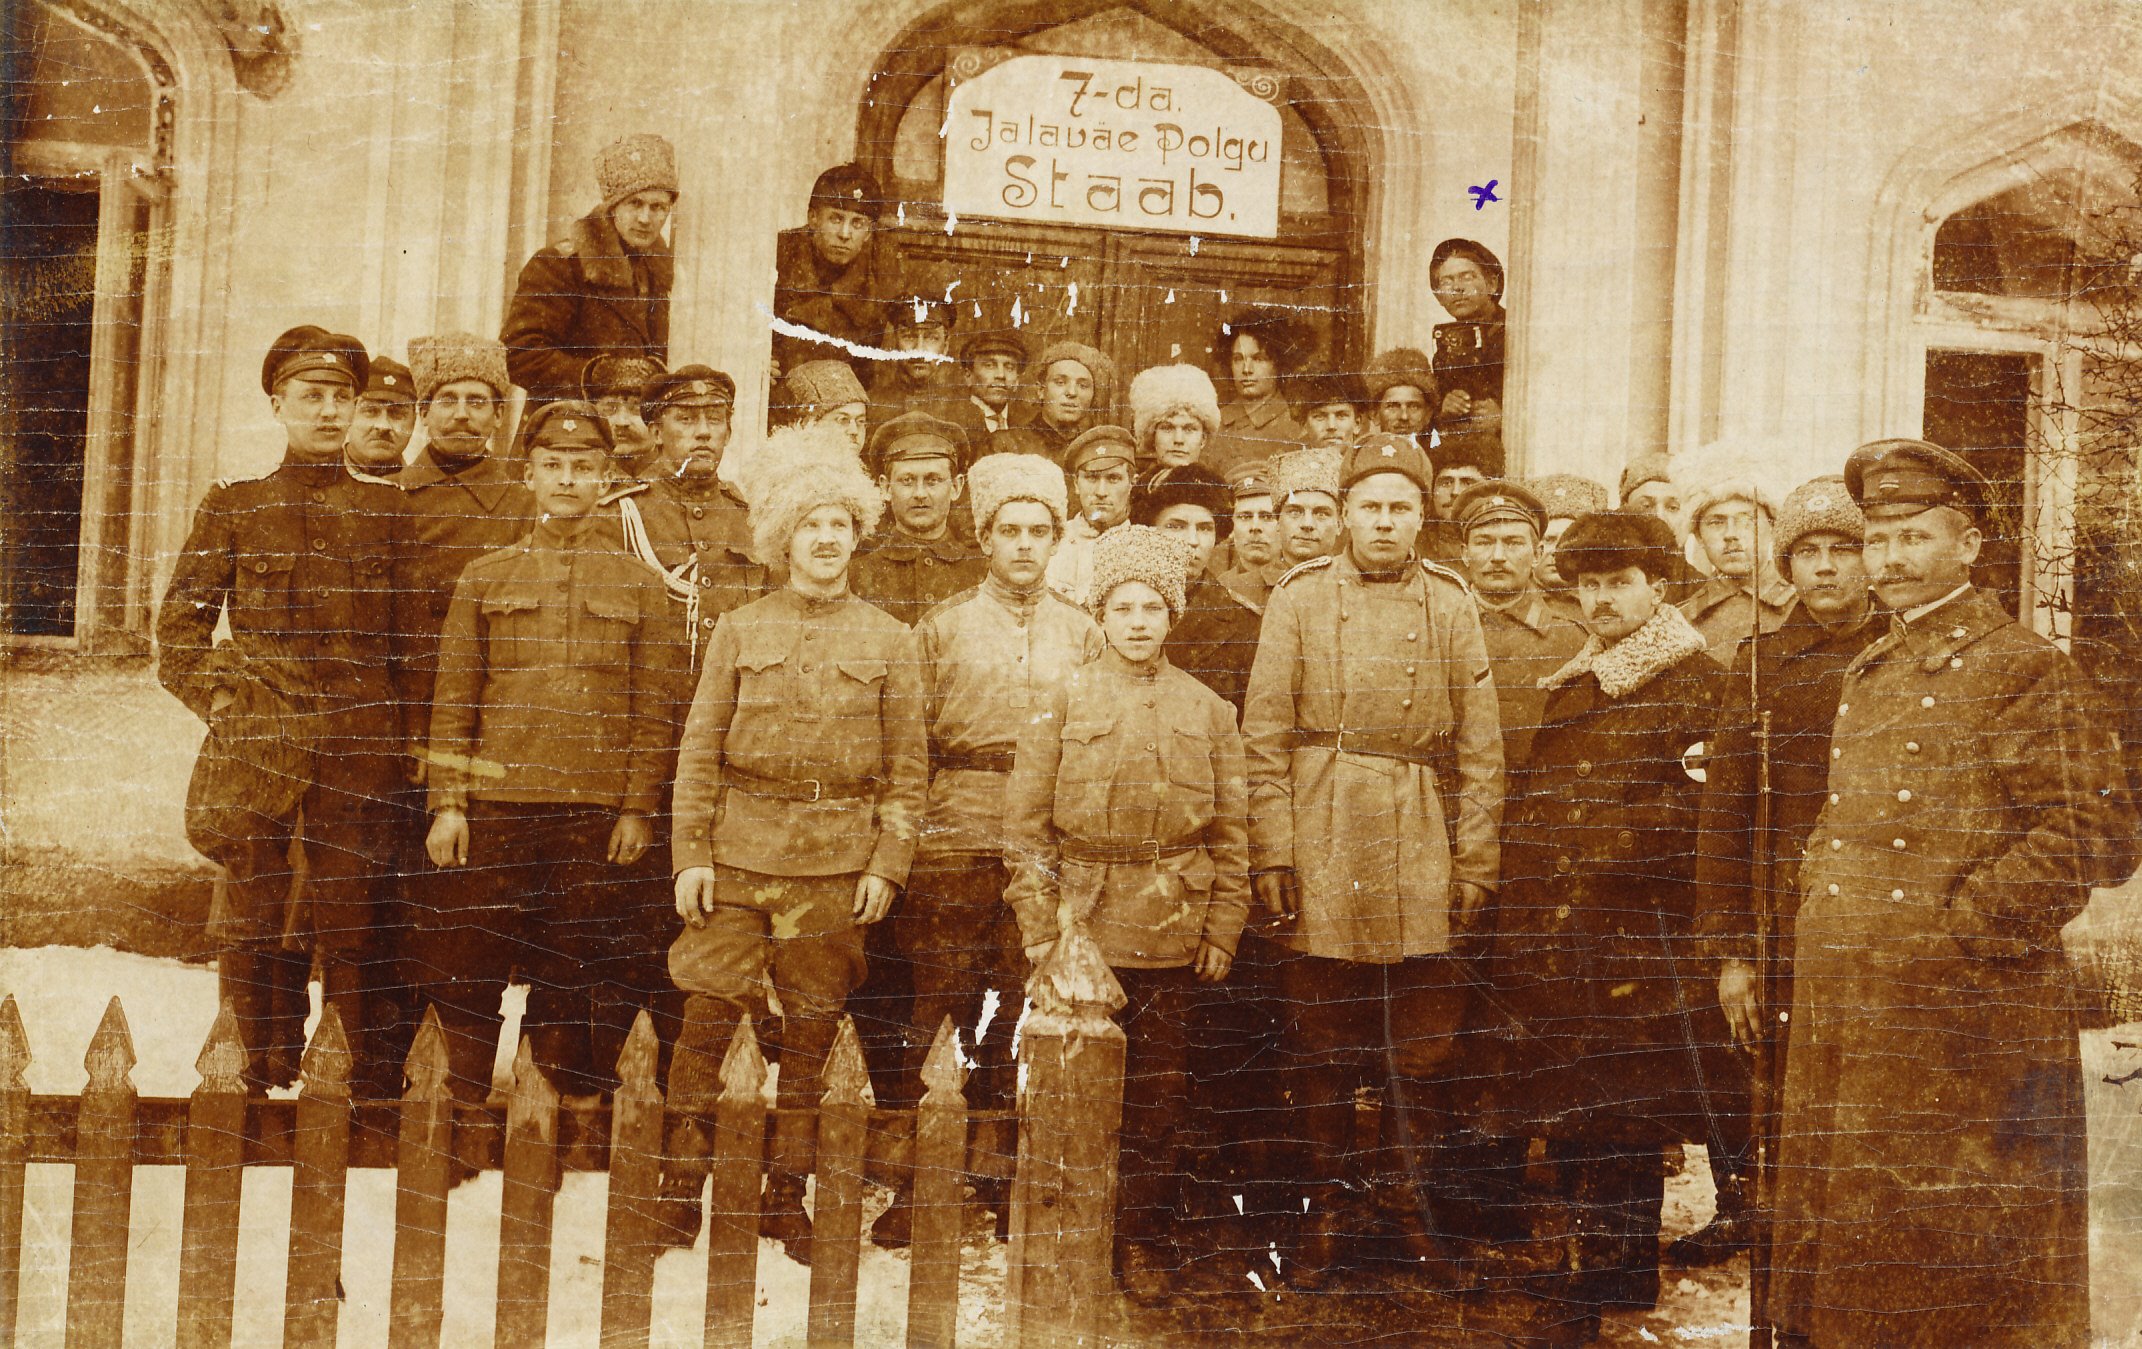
(344, 356), (416, 478)
(158, 326), (418, 1094)
(851, 411), (984, 627)
(582, 351), (666, 480)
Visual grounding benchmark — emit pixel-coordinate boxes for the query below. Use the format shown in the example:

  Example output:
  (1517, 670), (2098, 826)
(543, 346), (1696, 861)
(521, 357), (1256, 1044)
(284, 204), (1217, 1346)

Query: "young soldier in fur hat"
(344, 356), (416, 478)
(1272, 444), (1346, 567)
(418, 403), (684, 1120)
(1674, 445), (1795, 665)
(1366, 347), (1438, 443)
(1496, 510), (1731, 1344)
(1241, 434), (1505, 1291)
(870, 451), (1103, 1249)
(1528, 473), (1611, 625)
(503, 133), (676, 404)
(1129, 362), (1223, 470)
(773, 162), (905, 379)
(159, 325), (418, 1095)
(1003, 523), (1250, 1303)
(665, 435), (927, 1264)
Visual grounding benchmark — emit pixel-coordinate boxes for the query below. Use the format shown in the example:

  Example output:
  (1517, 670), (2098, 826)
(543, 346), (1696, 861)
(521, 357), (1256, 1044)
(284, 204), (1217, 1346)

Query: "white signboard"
(943, 54), (1283, 240)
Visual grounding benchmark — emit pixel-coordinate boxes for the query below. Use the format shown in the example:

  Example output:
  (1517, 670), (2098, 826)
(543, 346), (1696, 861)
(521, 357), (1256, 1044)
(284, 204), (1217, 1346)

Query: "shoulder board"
(598, 481), (649, 507)
(1419, 558), (1472, 592)
(1274, 556), (1334, 588)
(1222, 584), (1261, 615)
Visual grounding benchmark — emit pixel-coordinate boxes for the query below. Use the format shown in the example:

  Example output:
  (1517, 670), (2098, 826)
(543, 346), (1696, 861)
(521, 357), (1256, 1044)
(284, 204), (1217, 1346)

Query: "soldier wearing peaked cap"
(503, 133), (675, 404)
(345, 355), (417, 477)
(1045, 423), (1139, 603)
(851, 412), (984, 628)
(947, 326), (1029, 448)
(1768, 440), (2135, 1346)
(159, 325), (419, 1096)
(1216, 458), (1287, 612)
(774, 162), (905, 381)
(1240, 439), (1505, 1290)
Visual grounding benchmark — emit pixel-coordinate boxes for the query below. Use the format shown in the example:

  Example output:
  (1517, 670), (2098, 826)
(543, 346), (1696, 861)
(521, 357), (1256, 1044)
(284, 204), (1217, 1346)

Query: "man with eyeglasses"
(582, 353), (667, 480)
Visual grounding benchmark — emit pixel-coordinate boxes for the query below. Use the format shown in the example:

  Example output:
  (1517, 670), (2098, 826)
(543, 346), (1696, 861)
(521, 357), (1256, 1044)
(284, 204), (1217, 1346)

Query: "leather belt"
(724, 766), (874, 803)
(1293, 728), (1449, 768)
(934, 750), (1017, 774)
(1059, 837), (1201, 865)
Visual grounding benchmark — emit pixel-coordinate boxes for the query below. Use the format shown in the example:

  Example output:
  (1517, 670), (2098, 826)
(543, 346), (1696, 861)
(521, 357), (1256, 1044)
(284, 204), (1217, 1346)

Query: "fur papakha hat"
(737, 423), (884, 567)
(596, 134), (678, 209)
(1034, 340), (1117, 408)
(1274, 444), (1343, 504)
(1672, 442), (1786, 538)
(967, 452), (1068, 544)
(1087, 523), (1191, 619)
(1773, 475), (1865, 571)
(1617, 451), (1674, 504)
(1128, 363), (1221, 451)
(779, 360), (869, 416)
(1529, 473), (1610, 522)
(408, 331), (510, 402)
(1365, 347), (1437, 403)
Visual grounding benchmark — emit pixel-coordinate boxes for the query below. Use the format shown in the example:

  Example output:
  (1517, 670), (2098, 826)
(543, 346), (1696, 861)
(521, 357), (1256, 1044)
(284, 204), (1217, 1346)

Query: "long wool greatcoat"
(1774, 587), (2136, 1347)
(502, 207), (672, 405)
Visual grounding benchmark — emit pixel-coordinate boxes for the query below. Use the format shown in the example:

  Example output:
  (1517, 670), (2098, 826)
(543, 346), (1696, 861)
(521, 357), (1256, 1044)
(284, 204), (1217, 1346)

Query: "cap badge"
(562, 418), (577, 432)
(1489, 495), (1507, 508)
(1380, 444), (1396, 458)
(686, 381), (709, 397)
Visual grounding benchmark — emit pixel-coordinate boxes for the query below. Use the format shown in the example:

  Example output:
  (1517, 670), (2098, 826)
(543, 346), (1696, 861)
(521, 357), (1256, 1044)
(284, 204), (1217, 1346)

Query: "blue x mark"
(1468, 180), (1500, 210)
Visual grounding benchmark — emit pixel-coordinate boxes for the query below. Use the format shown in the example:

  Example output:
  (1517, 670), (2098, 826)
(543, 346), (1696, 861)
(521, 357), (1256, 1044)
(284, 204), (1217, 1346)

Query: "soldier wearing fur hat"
(1493, 510), (1732, 1342)
(1366, 347), (1438, 443)
(1271, 445), (1346, 568)
(503, 133), (675, 404)
(159, 325), (419, 1095)
(1767, 441), (2133, 1347)
(1129, 363), (1223, 470)
(345, 356), (416, 477)
(416, 402), (685, 1113)
(1240, 436), (1504, 1290)
(1210, 305), (1310, 476)
(772, 359), (871, 455)
(1675, 448), (1796, 665)
(664, 437), (927, 1263)
(773, 162), (905, 380)
(996, 339), (1114, 465)
(850, 412), (983, 627)
(1003, 523), (1250, 1302)
(1045, 423), (1138, 603)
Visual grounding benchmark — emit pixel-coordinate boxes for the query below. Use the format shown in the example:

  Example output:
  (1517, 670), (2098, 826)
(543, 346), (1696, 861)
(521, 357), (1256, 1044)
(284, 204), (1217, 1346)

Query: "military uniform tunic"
(1474, 585), (1587, 775)
(397, 448), (538, 710)
(1775, 587), (2134, 1347)
(1678, 572), (1795, 667)
(850, 526), (987, 629)
(603, 475), (768, 678)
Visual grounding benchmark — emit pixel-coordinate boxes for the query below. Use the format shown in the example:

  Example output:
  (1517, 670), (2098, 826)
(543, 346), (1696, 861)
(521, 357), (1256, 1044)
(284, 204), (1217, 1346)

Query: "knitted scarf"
(1540, 600), (1709, 699)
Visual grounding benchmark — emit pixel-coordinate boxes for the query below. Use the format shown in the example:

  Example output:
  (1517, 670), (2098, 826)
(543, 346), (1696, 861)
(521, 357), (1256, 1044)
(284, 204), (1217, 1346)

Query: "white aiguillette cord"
(612, 492), (702, 670)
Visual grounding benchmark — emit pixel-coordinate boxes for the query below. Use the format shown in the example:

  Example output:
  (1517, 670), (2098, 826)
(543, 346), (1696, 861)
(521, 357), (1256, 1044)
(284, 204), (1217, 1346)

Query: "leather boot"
(761, 1171), (814, 1263)
(1383, 1082), (1480, 1296)
(1666, 1174), (1752, 1266)
(656, 1116), (710, 1250)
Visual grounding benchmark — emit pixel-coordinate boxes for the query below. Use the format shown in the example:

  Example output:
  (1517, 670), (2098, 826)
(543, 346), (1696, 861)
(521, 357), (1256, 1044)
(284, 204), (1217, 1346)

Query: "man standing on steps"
(158, 326), (418, 1095)
(664, 433), (927, 1265)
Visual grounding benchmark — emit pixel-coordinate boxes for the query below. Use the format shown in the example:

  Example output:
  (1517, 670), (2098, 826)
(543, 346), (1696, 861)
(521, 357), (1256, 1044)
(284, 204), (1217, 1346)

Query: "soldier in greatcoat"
(1208, 306), (1309, 477)
(1003, 524), (1251, 1304)
(1771, 440), (2135, 1347)
(415, 404), (682, 1109)
(664, 439), (928, 1265)
(502, 134), (675, 405)
(1494, 511), (1731, 1344)
(158, 326), (418, 1093)
(1241, 435), (1504, 1290)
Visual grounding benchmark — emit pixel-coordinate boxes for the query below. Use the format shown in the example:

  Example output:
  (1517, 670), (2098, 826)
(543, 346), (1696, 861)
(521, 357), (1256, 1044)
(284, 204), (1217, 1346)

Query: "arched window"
(2, 0), (174, 648)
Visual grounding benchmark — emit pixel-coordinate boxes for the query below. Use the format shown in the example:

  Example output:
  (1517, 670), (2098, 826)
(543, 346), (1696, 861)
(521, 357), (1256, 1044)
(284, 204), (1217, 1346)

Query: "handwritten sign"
(943, 54), (1283, 240)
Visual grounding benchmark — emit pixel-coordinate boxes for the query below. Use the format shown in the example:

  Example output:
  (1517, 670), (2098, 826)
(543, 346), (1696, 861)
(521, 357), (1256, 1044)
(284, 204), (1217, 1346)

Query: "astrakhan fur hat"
(1088, 523), (1191, 619)
(408, 332), (510, 402)
(1128, 363), (1221, 451)
(1274, 444), (1344, 504)
(967, 451), (1069, 544)
(737, 423), (884, 566)
(1773, 475), (1865, 572)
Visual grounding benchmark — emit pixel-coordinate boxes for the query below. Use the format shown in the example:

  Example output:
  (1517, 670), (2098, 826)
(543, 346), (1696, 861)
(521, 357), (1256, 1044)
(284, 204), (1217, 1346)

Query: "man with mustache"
(343, 356), (416, 478)
(772, 163), (904, 382)
(1676, 453), (1795, 665)
(503, 134), (676, 405)
(1769, 441), (2133, 1346)
(581, 352), (665, 480)
(158, 327), (417, 1095)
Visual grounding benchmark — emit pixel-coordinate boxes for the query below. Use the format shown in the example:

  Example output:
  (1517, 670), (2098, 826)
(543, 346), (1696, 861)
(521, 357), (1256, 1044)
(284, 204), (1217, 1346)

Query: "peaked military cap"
(1453, 478), (1547, 536)
(522, 399), (615, 453)
(890, 296), (957, 331)
(1065, 424), (1139, 474)
(641, 364), (736, 424)
(361, 356), (414, 402)
(960, 328), (1029, 366)
(1553, 509), (1679, 586)
(263, 325), (367, 395)
(1844, 438), (1989, 522)
(1341, 432), (1434, 494)
(869, 410), (969, 475)
(1132, 462), (1234, 541)
(1225, 457), (1277, 499)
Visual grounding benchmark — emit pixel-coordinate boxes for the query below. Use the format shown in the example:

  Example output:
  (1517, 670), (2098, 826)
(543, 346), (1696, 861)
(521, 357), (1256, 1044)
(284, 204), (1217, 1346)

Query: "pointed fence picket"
(0, 986), (1121, 1349)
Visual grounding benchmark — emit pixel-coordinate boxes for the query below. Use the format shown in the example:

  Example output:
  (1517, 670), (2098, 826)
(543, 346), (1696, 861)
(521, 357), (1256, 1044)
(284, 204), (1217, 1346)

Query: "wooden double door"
(895, 218), (1349, 419)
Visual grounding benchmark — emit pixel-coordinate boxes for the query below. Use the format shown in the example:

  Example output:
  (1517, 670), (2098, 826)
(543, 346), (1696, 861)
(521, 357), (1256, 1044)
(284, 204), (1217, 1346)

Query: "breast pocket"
(735, 638), (791, 715)
(1057, 714), (1121, 829)
(1165, 724), (1215, 798)
(479, 592), (548, 670)
(575, 590), (640, 671)
(234, 553), (297, 626)
(827, 656), (888, 727)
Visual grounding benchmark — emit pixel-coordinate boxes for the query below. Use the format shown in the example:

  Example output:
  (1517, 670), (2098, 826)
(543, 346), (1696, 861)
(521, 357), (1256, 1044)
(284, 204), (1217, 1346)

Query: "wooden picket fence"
(0, 962), (1130, 1349)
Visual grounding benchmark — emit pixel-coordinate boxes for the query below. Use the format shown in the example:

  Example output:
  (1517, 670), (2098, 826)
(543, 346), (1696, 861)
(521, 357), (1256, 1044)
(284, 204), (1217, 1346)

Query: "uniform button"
(1554, 856), (1573, 874)
(1950, 626), (1967, 640)
(801, 663), (814, 673)
(691, 506), (705, 519)
(1576, 760), (1592, 777)
(803, 632), (815, 641)
(1404, 665), (1416, 676)
(1892, 838), (1907, 850)
(1838, 703), (1849, 715)
(1896, 789), (1911, 803)
(700, 577), (712, 587)
(1554, 904), (1571, 921)
(1906, 741), (1921, 753)
(1339, 610), (1349, 621)
(1145, 700), (1155, 709)
(1406, 632), (1418, 642)
(1569, 807), (1585, 824)
(1829, 792), (1840, 805)
(1920, 695), (1935, 709)
(1891, 889), (1906, 901)
(1146, 742), (1156, 751)
(253, 561), (269, 574)
(1401, 698), (1412, 709)
(1826, 883), (1840, 896)
(311, 538), (326, 550)
(1615, 830), (1634, 849)
(702, 618), (715, 629)
(1829, 838), (1843, 851)
(309, 491), (326, 504)
(1831, 747), (1842, 760)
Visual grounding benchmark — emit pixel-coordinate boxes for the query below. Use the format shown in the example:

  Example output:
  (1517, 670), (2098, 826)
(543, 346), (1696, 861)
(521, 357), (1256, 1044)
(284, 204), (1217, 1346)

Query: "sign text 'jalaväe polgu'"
(943, 55), (1283, 239)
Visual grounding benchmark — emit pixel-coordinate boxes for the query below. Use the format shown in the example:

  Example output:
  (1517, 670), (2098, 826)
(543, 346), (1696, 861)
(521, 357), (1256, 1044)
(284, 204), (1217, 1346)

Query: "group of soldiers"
(156, 132), (2135, 1346)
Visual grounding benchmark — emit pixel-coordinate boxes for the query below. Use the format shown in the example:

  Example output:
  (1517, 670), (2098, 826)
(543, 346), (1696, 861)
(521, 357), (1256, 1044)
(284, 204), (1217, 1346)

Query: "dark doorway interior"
(1, 180), (99, 638)
(1922, 348), (2030, 614)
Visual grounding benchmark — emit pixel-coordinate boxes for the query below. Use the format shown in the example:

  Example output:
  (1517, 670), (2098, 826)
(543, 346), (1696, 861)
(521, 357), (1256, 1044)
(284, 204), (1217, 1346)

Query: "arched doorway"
(856, 0), (1372, 400)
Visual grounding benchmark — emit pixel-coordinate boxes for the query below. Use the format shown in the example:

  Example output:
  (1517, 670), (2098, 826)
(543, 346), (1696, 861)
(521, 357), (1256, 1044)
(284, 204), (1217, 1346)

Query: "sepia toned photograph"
(3, 0), (2142, 1344)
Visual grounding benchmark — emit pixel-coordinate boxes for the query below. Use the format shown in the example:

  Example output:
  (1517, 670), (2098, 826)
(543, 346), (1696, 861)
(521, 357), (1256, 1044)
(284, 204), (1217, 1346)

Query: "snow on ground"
(2, 946), (2139, 1346)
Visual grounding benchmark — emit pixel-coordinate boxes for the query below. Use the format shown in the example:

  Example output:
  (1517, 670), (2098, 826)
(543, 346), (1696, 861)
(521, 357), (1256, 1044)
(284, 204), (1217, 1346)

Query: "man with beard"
(851, 412), (984, 627)
(1044, 423), (1137, 603)
(1676, 453), (1794, 665)
(1687, 475), (1878, 1273)
(1216, 459), (1285, 611)
(1000, 341), (1114, 466)
(158, 327), (417, 1094)
(503, 134), (675, 404)
(602, 365), (768, 673)
(773, 163), (904, 381)
(869, 451), (1102, 1250)
(1242, 435), (1504, 1292)
(582, 352), (666, 480)
(344, 356), (416, 478)
(1496, 511), (1729, 1345)
(1769, 441), (2132, 1347)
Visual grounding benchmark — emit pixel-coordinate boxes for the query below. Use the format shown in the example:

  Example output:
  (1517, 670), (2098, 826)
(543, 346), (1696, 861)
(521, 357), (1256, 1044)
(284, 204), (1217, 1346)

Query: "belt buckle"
(802, 778), (824, 803)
